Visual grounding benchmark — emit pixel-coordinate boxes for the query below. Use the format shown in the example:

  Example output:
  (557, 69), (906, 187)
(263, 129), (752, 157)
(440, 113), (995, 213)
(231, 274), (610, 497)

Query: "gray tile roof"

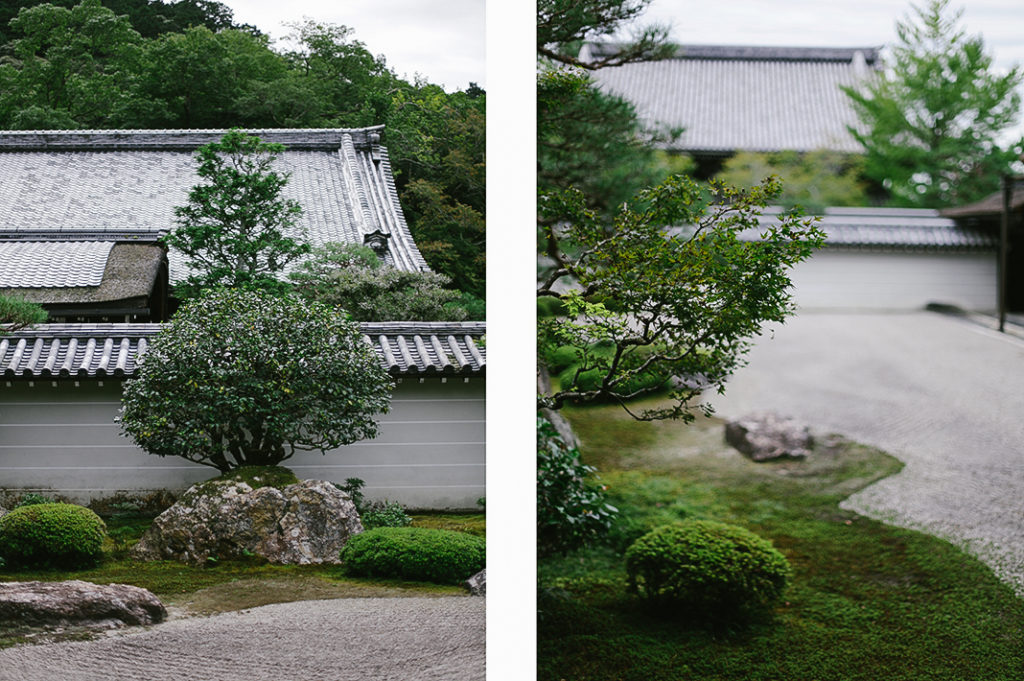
(0, 241), (113, 287)
(0, 322), (486, 379)
(752, 207), (997, 251)
(0, 128), (428, 282)
(583, 43), (879, 154)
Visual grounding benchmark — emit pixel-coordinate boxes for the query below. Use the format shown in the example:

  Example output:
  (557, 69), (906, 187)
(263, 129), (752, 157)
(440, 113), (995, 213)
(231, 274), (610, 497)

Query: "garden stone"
(725, 412), (813, 461)
(131, 479), (362, 565)
(0, 580), (165, 628)
(465, 569), (486, 596)
(0, 505), (6, 520)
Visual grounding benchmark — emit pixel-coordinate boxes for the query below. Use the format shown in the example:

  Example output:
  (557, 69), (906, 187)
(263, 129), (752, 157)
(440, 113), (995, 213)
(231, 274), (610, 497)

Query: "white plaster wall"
(789, 250), (997, 312)
(0, 378), (485, 510)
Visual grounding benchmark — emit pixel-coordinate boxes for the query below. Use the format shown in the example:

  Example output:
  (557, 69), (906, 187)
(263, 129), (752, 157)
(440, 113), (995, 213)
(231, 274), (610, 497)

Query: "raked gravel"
(0, 596), (484, 681)
(710, 311), (1024, 596)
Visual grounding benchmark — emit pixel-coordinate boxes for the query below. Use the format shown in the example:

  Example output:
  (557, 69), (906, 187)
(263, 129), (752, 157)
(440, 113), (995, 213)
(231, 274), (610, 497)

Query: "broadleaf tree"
(843, 0), (1024, 208)
(538, 175), (824, 422)
(164, 129), (308, 298)
(119, 288), (393, 472)
(536, 0), (822, 556)
(289, 242), (471, 321)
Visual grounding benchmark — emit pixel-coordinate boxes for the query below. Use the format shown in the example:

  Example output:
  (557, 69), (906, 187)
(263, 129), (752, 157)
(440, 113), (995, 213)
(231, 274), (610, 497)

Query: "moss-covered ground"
(538, 400), (1024, 681)
(0, 512), (484, 649)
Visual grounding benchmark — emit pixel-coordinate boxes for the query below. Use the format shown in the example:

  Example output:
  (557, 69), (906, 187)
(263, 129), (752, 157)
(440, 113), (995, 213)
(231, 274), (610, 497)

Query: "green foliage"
(14, 492), (57, 507)
(282, 20), (395, 126)
(0, 295), (47, 334)
(624, 521), (791, 617)
(537, 416), (617, 556)
(538, 175), (823, 420)
(335, 473), (414, 528)
(355, 70), (482, 301)
(336, 478), (367, 513)
(843, 0), (1024, 207)
(537, 0), (673, 69)
(537, 0), (677, 229)
(555, 341), (674, 400)
(537, 69), (673, 217)
(119, 288), (392, 471)
(399, 177), (485, 299)
(0, 0), (151, 129)
(447, 291), (485, 320)
(716, 150), (868, 212)
(361, 502), (413, 529)
(290, 242), (469, 321)
(164, 130), (307, 298)
(340, 527), (485, 584)
(0, 0), (255, 45)
(537, 296), (568, 319)
(0, 503), (106, 569)
(142, 26), (285, 128)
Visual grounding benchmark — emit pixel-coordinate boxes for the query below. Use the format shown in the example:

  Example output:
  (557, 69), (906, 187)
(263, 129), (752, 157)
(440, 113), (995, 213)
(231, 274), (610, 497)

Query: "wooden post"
(999, 176), (1012, 333)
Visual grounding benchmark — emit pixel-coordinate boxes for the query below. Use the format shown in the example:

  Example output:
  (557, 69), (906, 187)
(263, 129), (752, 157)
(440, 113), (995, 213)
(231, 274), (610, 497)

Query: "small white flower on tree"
(119, 288), (393, 472)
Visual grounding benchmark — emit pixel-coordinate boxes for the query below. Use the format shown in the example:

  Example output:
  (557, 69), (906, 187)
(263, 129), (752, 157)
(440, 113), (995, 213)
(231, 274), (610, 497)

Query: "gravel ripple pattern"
(711, 311), (1024, 596)
(0, 596), (485, 681)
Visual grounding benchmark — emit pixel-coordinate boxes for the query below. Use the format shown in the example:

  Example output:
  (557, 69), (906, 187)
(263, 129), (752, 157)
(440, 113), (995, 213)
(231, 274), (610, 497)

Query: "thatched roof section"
(0, 243), (164, 307)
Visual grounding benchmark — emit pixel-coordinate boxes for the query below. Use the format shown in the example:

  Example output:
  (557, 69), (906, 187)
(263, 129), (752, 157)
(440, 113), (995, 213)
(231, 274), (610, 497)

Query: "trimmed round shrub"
(0, 503), (107, 569)
(341, 527), (485, 584)
(625, 520), (791, 616)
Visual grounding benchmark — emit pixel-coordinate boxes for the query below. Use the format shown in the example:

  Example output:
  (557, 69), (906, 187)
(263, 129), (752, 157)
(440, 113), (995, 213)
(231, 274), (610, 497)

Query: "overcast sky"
(221, 0), (485, 92)
(635, 0), (1023, 74)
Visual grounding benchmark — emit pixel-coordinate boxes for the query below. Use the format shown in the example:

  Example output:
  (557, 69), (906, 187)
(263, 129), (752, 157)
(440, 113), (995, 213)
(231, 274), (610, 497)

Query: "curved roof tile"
(1, 322), (485, 379)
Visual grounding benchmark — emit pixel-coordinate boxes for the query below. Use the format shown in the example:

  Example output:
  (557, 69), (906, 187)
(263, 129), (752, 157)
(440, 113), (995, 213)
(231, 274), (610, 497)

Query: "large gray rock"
(0, 580), (165, 628)
(465, 569), (486, 596)
(131, 479), (362, 565)
(725, 412), (813, 461)
(0, 505), (7, 520)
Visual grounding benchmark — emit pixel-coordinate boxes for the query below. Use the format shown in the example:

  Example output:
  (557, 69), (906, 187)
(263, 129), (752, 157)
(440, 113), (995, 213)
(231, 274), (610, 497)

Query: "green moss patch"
(539, 402), (1024, 681)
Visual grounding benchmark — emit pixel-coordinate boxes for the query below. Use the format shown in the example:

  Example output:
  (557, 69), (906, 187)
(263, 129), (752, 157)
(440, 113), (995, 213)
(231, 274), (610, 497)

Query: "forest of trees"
(0, 0), (485, 300)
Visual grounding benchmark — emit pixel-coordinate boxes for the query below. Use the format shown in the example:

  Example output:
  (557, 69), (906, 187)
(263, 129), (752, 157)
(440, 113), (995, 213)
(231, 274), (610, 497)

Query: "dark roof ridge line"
(0, 126), (387, 152)
(585, 41), (881, 63)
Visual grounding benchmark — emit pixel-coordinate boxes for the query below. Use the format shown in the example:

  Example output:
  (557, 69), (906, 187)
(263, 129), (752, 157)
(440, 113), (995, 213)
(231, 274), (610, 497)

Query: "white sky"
(221, 0), (486, 92)
(637, 0), (1024, 74)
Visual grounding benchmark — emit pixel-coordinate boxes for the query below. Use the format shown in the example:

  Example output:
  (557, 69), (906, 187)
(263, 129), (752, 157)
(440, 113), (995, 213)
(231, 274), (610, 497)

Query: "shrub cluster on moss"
(625, 520), (791, 617)
(341, 527), (485, 584)
(0, 503), (107, 569)
(362, 502), (413, 529)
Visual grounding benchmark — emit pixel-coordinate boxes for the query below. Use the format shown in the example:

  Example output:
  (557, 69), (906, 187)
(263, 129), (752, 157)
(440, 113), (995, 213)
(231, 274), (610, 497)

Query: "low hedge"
(625, 520), (791, 617)
(340, 527), (485, 584)
(0, 503), (107, 569)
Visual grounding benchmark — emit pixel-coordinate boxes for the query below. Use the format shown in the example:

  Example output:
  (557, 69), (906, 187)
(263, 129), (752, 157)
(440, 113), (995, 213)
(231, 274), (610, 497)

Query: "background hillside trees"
(715, 151), (869, 212)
